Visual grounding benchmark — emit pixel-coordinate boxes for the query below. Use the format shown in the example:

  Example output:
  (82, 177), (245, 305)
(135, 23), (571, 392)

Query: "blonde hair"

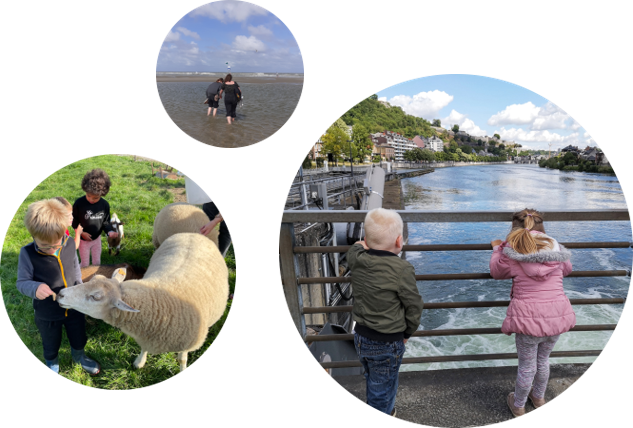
(53, 196), (72, 210)
(506, 209), (553, 254)
(364, 208), (403, 249)
(24, 199), (68, 242)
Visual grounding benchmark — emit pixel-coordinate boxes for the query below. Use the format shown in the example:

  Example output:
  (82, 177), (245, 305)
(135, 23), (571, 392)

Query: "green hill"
(340, 95), (434, 139)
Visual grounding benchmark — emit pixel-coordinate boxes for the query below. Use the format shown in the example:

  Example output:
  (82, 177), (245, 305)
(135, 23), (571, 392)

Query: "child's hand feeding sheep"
(57, 232), (229, 371)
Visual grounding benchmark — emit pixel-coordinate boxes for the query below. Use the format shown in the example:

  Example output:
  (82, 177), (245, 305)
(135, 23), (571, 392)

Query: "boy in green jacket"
(347, 208), (424, 416)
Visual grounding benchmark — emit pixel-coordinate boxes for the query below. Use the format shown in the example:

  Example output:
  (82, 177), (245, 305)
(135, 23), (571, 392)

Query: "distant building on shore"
(413, 135), (428, 149)
(427, 136), (444, 152)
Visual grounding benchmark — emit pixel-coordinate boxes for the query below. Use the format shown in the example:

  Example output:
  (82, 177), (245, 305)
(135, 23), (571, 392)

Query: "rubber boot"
(45, 357), (59, 374)
(71, 348), (101, 376)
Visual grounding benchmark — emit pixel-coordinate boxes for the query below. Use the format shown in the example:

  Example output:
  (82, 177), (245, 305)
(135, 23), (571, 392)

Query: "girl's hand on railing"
(491, 240), (503, 247)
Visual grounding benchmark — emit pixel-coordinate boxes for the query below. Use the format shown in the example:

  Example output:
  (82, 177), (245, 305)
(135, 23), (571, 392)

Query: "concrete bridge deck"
(334, 363), (589, 427)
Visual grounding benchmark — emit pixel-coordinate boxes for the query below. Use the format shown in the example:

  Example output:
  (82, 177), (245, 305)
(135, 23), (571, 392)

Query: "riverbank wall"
(432, 161), (513, 168)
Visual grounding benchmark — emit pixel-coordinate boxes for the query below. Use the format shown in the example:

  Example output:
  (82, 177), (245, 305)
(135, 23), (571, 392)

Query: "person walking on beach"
(205, 78), (224, 117)
(490, 209), (575, 417)
(219, 73), (240, 124)
(347, 208), (424, 416)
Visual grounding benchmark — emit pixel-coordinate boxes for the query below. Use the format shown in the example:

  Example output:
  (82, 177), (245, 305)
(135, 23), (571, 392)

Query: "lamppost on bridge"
(348, 138), (354, 183)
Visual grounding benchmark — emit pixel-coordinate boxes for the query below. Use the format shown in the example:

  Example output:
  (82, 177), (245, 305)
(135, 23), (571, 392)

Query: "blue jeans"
(354, 333), (405, 414)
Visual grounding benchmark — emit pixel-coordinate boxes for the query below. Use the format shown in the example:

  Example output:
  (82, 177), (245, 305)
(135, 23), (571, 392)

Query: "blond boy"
(347, 208), (424, 415)
(16, 199), (100, 375)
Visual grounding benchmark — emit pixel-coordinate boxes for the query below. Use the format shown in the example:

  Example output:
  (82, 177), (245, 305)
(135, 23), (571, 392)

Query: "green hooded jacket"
(347, 243), (424, 339)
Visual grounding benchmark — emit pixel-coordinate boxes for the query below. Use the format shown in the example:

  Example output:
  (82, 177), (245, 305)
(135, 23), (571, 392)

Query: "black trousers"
(225, 99), (237, 118)
(34, 310), (87, 360)
(202, 202), (232, 255)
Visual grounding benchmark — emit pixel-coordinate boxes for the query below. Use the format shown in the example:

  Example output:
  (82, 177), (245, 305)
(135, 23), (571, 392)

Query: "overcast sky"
(157, 1), (303, 73)
(377, 75), (594, 151)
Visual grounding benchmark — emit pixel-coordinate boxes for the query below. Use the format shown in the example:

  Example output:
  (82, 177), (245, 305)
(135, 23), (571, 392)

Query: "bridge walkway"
(335, 363), (589, 427)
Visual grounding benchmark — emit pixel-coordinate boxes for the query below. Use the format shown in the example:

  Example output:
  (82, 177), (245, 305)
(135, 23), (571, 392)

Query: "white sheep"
(57, 232), (229, 371)
(152, 203), (219, 249)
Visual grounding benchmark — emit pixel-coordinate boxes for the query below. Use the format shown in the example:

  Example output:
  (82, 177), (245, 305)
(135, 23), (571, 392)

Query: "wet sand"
(157, 76), (303, 84)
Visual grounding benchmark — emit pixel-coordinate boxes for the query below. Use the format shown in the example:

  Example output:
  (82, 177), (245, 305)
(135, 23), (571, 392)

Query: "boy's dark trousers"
(202, 202), (232, 255)
(34, 310), (87, 360)
(354, 332), (405, 414)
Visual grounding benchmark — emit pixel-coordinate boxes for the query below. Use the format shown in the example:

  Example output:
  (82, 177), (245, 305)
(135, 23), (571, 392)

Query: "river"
(401, 164), (631, 371)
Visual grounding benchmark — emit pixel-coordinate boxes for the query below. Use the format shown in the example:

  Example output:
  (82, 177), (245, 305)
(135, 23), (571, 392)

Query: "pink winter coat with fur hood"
(490, 233), (576, 337)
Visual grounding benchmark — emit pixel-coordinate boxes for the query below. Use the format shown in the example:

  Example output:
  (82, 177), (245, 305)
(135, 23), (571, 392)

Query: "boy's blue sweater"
(348, 244), (424, 341)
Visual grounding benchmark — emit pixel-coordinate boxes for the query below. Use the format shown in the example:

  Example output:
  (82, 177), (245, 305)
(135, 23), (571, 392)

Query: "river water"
(401, 164), (631, 371)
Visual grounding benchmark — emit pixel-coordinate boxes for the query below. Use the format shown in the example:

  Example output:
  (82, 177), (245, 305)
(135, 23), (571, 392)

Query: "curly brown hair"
(81, 168), (111, 196)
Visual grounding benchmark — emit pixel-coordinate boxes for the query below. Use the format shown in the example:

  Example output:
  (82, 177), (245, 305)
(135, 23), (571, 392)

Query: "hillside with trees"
(340, 95), (435, 139)
(314, 95), (554, 166)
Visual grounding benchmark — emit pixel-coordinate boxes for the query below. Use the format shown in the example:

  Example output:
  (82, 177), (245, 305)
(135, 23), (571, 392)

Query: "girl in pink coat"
(490, 209), (575, 417)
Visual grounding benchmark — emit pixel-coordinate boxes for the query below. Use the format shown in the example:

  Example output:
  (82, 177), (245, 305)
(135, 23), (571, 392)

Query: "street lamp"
(348, 138), (354, 183)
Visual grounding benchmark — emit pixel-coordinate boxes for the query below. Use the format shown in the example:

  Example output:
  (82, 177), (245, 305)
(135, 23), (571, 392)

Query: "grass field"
(0, 155), (236, 389)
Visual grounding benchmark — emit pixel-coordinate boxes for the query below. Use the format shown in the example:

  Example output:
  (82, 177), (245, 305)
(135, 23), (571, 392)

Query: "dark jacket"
(16, 236), (81, 321)
(347, 244), (424, 341)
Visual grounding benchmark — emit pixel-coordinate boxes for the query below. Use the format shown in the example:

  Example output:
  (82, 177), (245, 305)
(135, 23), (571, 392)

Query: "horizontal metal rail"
(302, 298), (627, 314)
(297, 270), (629, 284)
(308, 324), (616, 342)
(280, 209), (632, 343)
(293, 241), (632, 254)
(321, 350), (602, 369)
(282, 209), (630, 223)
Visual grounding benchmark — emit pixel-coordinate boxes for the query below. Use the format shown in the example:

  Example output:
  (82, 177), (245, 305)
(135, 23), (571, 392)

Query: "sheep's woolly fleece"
(152, 202), (219, 249)
(105, 233), (228, 354)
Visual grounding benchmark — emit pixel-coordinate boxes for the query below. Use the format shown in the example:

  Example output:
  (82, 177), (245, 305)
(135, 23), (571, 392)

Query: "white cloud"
(459, 118), (487, 137)
(188, 46), (199, 55)
(531, 101), (574, 130)
(164, 30), (180, 42)
(441, 110), (487, 136)
(248, 25), (273, 37)
(570, 120), (582, 131)
(232, 35), (266, 52)
(488, 101), (581, 132)
(495, 127), (585, 151)
(488, 102), (540, 126)
(176, 26), (200, 40)
(384, 90), (453, 118)
(190, 1), (268, 23)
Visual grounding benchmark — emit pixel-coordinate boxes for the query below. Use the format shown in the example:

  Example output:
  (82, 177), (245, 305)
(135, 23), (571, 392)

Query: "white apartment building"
(427, 136), (444, 152)
(381, 131), (416, 161)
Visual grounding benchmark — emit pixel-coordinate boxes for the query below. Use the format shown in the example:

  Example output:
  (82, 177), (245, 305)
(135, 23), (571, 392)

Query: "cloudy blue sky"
(377, 75), (594, 151)
(157, 1), (303, 73)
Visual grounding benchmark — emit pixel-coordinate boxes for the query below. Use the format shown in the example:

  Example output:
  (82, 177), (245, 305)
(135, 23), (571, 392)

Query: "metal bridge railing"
(279, 209), (630, 369)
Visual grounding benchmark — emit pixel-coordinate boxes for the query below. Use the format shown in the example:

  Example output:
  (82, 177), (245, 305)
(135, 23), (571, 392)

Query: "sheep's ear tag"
(112, 268), (127, 283)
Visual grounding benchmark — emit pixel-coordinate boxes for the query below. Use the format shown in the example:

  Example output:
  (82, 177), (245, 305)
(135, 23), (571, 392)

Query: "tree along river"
(401, 164), (631, 371)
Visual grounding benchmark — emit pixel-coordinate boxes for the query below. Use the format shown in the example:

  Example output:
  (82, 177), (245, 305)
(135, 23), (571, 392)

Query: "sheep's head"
(57, 268), (139, 319)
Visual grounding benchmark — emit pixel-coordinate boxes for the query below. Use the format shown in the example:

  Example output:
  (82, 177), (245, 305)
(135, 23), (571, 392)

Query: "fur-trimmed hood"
(502, 235), (571, 279)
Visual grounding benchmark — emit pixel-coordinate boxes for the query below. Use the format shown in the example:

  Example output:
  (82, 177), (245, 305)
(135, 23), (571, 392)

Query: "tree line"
(307, 95), (543, 167)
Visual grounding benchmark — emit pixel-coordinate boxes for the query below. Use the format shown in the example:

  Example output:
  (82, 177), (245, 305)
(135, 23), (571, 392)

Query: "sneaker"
(507, 392), (525, 417)
(390, 408), (397, 417)
(71, 348), (101, 376)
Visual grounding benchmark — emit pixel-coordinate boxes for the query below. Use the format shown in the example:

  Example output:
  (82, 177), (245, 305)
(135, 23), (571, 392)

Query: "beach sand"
(156, 76), (303, 84)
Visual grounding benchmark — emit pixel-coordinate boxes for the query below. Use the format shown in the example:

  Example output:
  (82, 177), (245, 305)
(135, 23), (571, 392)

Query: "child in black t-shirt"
(71, 169), (117, 268)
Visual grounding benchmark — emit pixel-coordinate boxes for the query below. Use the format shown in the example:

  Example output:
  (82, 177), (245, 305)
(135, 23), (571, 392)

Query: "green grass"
(0, 155), (236, 389)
